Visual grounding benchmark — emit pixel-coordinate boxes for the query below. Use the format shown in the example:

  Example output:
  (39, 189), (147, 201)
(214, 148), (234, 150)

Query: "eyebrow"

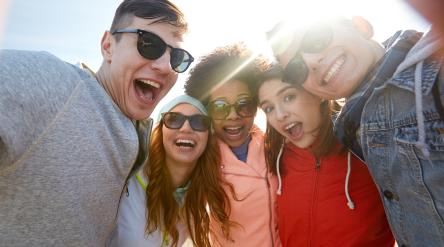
(212, 93), (251, 102)
(237, 93), (251, 98)
(259, 85), (294, 107)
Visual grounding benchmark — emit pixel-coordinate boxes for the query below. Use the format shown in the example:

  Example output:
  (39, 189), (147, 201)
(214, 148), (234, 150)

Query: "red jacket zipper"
(309, 158), (321, 247)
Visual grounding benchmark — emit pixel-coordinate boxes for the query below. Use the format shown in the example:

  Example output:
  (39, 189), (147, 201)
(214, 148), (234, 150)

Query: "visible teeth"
(323, 56), (345, 83)
(176, 139), (195, 147)
(138, 79), (160, 89)
(226, 127), (241, 131)
(285, 122), (296, 130)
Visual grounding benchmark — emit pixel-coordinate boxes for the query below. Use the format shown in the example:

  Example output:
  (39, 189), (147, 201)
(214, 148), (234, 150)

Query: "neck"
(166, 160), (196, 188)
(95, 64), (112, 99)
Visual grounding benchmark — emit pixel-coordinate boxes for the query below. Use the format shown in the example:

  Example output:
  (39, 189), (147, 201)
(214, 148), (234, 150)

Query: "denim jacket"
(337, 30), (444, 246)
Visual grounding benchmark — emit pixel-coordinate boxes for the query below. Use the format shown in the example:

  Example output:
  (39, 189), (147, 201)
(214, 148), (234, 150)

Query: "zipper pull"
(315, 159), (321, 170)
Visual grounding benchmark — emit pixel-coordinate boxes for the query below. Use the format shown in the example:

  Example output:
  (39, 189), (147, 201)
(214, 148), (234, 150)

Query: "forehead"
(131, 17), (184, 45)
(209, 80), (251, 100)
(275, 19), (350, 64)
(258, 79), (291, 101)
(170, 103), (201, 115)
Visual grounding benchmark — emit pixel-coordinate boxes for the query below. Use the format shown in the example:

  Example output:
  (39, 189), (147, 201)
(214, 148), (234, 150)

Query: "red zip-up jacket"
(278, 143), (394, 247)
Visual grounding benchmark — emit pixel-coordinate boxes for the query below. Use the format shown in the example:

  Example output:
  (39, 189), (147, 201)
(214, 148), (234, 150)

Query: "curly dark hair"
(184, 43), (271, 106)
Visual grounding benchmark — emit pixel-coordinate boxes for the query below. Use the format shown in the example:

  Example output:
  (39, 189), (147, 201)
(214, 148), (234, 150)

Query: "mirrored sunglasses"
(207, 97), (257, 120)
(282, 23), (333, 85)
(112, 29), (194, 73)
(162, 112), (210, 132)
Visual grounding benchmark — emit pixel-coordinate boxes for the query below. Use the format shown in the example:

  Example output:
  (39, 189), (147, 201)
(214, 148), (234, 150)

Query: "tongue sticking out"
(287, 123), (303, 140)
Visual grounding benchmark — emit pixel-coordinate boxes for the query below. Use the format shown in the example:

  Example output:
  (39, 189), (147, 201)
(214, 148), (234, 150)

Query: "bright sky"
(1, 0), (429, 129)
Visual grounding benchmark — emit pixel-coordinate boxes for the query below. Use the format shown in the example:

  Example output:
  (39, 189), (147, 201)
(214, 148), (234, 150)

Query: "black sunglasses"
(207, 97), (257, 120)
(282, 23), (333, 86)
(162, 112), (210, 132)
(112, 28), (194, 73)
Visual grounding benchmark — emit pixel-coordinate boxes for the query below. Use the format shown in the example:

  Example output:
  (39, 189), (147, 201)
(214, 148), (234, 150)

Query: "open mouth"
(285, 122), (303, 140)
(134, 79), (160, 102)
(223, 126), (243, 136)
(175, 139), (196, 148)
(321, 56), (345, 86)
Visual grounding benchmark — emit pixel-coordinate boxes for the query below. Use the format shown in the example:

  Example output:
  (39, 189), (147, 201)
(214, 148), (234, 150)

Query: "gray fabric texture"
(0, 50), (139, 246)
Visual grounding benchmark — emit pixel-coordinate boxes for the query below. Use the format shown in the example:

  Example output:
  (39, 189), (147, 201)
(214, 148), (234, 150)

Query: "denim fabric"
(335, 30), (422, 162)
(360, 54), (444, 246)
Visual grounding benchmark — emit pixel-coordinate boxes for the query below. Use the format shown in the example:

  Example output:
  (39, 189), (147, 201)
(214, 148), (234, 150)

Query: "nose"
(275, 104), (289, 121)
(225, 105), (240, 120)
(150, 49), (174, 74)
(179, 118), (193, 132)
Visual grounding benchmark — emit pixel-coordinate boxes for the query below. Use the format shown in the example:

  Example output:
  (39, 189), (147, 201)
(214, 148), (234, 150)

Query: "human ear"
(351, 16), (374, 39)
(101, 31), (113, 62)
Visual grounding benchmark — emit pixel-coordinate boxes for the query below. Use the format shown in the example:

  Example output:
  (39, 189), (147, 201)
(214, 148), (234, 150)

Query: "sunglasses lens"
(163, 112), (185, 129)
(189, 115), (210, 132)
(235, 99), (257, 118)
(208, 102), (228, 120)
(137, 31), (167, 60)
(170, 49), (194, 73)
(282, 54), (309, 86)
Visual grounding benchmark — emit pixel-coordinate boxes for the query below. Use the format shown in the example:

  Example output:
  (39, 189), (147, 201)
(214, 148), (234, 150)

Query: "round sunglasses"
(112, 29), (194, 73)
(162, 112), (210, 132)
(207, 97), (257, 120)
(282, 23), (333, 86)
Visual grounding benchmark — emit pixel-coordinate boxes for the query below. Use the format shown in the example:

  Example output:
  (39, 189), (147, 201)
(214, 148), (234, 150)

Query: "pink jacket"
(212, 126), (281, 247)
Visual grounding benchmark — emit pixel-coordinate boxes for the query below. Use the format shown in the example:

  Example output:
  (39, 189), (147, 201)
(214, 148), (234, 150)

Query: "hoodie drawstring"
(276, 144), (284, 195)
(414, 61), (431, 159)
(345, 151), (355, 210)
(277, 145), (355, 210)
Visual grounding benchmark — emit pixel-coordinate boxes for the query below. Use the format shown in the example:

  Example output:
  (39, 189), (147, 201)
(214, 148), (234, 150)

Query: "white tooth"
(285, 122), (296, 130)
(226, 127), (241, 131)
(323, 56), (345, 83)
(139, 79), (160, 89)
(176, 139), (195, 145)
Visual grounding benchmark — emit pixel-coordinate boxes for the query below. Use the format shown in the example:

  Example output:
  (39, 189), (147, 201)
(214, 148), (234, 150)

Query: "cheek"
(244, 117), (255, 129)
(211, 120), (223, 131)
(166, 74), (179, 88)
(266, 116), (281, 134)
(198, 134), (209, 153)
(308, 106), (323, 128)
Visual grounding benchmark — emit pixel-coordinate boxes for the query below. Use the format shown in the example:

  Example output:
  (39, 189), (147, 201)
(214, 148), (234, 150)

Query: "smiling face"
(99, 17), (183, 120)
(209, 80), (256, 148)
(276, 18), (383, 100)
(258, 78), (322, 148)
(162, 103), (209, 169)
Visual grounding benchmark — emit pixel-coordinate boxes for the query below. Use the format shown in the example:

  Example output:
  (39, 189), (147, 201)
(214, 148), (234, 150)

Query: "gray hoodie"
(0, 50), (139, 246)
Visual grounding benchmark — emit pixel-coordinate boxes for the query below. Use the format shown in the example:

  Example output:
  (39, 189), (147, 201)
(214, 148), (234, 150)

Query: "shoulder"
(0, 49), (86, 98)
(0, 50), (92, 167)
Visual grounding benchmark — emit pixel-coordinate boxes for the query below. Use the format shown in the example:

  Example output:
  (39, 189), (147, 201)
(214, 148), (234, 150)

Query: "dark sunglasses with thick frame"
(207, 97), (257, 120)
(162, 112), (210, 132)
(112, 28), (194, 73)
(282, 23), (333, 86)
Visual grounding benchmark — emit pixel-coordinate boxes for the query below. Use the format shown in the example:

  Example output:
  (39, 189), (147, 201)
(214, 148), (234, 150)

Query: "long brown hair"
(143, 120), (235, 246)
(255, 66), (344, 174)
